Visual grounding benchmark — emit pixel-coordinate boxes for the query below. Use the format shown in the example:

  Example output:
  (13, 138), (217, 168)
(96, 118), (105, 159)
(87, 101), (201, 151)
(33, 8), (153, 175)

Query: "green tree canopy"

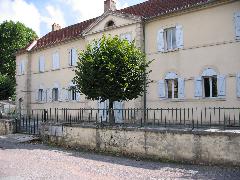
(74, 35), (152, 123)
(0, 20), (38, 100)
(0, 73), (15, 100)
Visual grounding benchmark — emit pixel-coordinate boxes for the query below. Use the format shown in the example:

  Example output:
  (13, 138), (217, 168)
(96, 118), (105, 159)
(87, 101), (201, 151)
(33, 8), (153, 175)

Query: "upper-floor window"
(157, 25), (183, 52)
(234, 11), (240, 40)
(52, 52), (60, 70)
(158, 72), (185, 99)
(105, 20), (115, 28)
(120, 33), (132, 42)
(39, 56), (45, 73)
(69, 48), (77, 66)
(18, 60), (25, 75)
(195, 68), (226, 98)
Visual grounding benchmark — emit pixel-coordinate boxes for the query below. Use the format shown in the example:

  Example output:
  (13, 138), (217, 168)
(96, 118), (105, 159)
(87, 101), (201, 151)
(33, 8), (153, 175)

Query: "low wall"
(41, 124), (240, 166)
(0, 119), (15, 135)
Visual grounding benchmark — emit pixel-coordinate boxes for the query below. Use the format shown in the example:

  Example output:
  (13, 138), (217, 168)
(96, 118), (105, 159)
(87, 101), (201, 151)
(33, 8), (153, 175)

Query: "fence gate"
(16, 110), (46, 135)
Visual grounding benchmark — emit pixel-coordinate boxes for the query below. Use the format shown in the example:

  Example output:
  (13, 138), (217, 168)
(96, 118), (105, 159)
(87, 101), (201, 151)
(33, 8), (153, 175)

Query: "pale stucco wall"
(145, 1), (240, 109)
(43, 124), (240, 166)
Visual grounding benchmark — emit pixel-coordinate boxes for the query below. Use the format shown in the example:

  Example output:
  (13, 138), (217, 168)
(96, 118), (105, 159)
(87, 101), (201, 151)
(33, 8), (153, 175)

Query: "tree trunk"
(108, 100), (115, 125)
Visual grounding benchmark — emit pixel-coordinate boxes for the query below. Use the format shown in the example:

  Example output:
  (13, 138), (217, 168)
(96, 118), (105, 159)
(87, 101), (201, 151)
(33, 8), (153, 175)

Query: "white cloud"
(41, 5), (66, 32)
(61, 0), (129, 22)
(0, 0), (41, 35)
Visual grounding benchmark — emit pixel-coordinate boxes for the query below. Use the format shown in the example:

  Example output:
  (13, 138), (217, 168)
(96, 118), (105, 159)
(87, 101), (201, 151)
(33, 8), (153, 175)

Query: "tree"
(74, 35), (152, 124)
(0, 20), (38, 99)
(0, 73), (15, 100)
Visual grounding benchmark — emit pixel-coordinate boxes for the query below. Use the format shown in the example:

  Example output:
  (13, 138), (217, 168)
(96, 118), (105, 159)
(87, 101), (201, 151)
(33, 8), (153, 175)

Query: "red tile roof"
(18, 0), (211, 54)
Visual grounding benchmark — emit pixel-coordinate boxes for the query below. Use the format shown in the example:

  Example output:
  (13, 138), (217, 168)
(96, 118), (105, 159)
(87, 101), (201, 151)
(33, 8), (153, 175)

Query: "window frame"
(52, 88), (59, 101)
(164, 27), (177, 51)
(38, 89), (44, 102)
(69, 86), (77, 101)
(166, 79), (178, 99)
(203, 76), (218, 98)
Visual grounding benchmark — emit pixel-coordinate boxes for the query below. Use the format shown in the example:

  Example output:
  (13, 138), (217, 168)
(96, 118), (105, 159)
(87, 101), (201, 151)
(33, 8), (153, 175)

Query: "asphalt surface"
(0, 134), (240, 180)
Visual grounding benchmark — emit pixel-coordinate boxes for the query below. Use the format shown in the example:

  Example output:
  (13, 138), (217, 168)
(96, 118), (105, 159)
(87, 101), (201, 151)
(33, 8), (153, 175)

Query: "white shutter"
(21, 60), (25, 74)
(52, 54), (56, 69)
(68, 49), (72, 66)
(63, 89), (69, 101)
(195, 77), (202, 97)
(58, 87), (62, 101)
(47, 89), (52, 102)
(56, 52), (60, 69)
(35, 90), (39, 102)
(113, 101), (123, 123)
(72, 48), (77, 66)
(158, 80), (166, 98)
(237, 73), (240, 97)
(176, 25), (184, 48)
(76, 92), (80, 102)
(39, 56), (44, 72)
(217, 75), (226, 97)
(178, 77), (185, 99)
(157, 29), (164, 52)
(42, 90), (46, 102)
(234, 12), (240, 39)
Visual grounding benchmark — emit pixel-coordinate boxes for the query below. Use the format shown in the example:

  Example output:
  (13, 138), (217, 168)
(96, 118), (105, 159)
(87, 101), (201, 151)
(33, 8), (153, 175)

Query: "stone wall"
(41, 124), (240, 166)
(0, 119), (15, 135)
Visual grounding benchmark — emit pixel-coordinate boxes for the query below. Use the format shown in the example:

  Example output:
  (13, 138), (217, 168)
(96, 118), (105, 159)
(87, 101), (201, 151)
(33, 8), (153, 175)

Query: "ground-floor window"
(38, 89), (44, 102)
(52, 88), (59, 101)
(203, 76), (218, 98)
(69, 86), (77, 101)
(166, 79), (178, 99)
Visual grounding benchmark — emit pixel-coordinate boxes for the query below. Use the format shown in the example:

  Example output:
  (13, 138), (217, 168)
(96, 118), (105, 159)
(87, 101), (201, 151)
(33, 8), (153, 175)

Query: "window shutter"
(178, 77), (185, 99)
(52, 54), (56, 69)
(35, 90), (39, 102)
(56, 53), (60, 69)
(176, 25), (184, 49)
(217, 75), (226, 97)
(63, 89), (69, 101)
(237, 73), (240, 98)
(158, 80), (166, 98)
(47, 89), (52, 102)
(42, 90), (46, 102)
(76, 92), (80, 102)
(157, 29), (164, 52)
(58, 87), (62, 101)
(234, 12), (240, 39)
(68, 49), (72, 66)
(21, 61), (25, 74)
(39, 56), (44, 72)
(72, 48), (77, 66)
(98, 100), (107, 121)
(195, 77), (202, 97)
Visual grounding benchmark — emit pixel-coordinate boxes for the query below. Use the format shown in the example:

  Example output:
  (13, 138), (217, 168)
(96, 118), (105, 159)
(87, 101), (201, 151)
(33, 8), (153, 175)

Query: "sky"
(0, 0), (147, 37)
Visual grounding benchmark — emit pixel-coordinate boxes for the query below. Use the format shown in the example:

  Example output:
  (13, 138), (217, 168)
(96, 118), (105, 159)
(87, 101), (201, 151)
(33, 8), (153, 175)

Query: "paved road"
(0, 134), (240, 180)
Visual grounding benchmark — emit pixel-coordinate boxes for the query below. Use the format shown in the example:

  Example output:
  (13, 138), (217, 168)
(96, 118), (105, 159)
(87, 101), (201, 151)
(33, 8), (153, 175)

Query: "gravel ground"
(0, 135), (240, 180)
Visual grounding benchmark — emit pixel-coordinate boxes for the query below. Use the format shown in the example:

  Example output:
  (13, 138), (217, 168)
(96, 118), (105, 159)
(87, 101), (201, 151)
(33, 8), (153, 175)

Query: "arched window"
(105, 20), (115, 28)
(194, 68), (226, 98)
(202, 68), (218, 98)
(158, 72), (185, 99)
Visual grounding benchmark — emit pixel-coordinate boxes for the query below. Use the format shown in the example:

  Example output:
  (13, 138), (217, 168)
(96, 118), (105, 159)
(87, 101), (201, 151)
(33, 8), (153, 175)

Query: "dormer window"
(105, 20), (115, 28)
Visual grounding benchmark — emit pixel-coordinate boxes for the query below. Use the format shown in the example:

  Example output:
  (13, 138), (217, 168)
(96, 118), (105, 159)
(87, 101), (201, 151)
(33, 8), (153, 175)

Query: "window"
(105, 20), (115, 28)
(164, 27), (177, 50)
(39, 56), (45, 72)
(234, 12), (240, 40)
(157, 25), (183, 52)
(166, 79), (178, 99)
(69, 86), (77, 101)
(120, 33), (132, 42)
(38, 89), (44, 101)
(19, 60), (25, 75)
(195, 68), (226, 98)
(52, 52), (60, 70)
(203, 76), (217, 98)
(69, 48), (77, 66)
(52, 88), (59, 101)
(158, 72), (185, 99)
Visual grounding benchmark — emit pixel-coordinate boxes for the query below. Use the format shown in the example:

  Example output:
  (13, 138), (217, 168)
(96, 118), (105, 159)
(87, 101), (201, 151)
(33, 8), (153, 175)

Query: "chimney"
(104, 0), (116, 12)
(52, 23), (61, 31)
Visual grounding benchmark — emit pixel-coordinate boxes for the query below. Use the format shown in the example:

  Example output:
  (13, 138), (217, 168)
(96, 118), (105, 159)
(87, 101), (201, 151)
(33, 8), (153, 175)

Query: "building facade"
(16, 0), (240, 120)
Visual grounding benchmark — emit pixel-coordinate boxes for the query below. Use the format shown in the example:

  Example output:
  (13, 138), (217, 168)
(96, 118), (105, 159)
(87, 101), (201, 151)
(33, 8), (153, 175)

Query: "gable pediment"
(83, 11), (141, 36)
